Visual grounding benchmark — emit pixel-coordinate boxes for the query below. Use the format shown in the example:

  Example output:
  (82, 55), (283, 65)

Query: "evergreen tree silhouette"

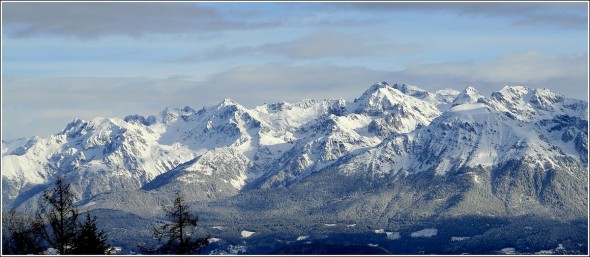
(72, 212), (113, 254)
(149, 192), (210, 254)
(34, 176), (79, 254)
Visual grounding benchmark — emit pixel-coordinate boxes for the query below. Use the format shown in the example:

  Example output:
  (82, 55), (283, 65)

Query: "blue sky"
(1, 1), (588, 140)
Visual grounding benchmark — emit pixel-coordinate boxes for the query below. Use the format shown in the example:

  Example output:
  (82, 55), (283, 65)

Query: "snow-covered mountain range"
(2, 82), (588, 210)
(2, 81), (588, 225)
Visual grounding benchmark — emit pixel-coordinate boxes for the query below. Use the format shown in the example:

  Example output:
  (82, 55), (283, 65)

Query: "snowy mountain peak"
(159, 107), (181, 124)
(352, 81), (411, 115)
(181, 105), (196, 113)
(375, 81), (389, 87)
(486, 85), (586, 122)
(529, 88), (565, 111)
(61, 117), (127, 141)
(464, 86), (479, 93)
(62, 118), (87, 134)
(499, 85), (530, 96)
(348, 82), (441, 134)
(218, 98), (241, 108)
(124, 114), (158, 126)
(358, 81), (389, 94)
(452, 86), (484, 106)
(490, 85), (532, 105)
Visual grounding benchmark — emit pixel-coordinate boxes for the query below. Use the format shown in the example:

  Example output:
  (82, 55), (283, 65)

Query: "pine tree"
(71, 212), (113, 254)
(34, 176), (79, 254)
(151, 192), (210, 254)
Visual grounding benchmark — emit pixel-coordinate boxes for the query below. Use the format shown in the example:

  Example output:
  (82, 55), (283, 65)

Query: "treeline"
(2, 177), (210, 255)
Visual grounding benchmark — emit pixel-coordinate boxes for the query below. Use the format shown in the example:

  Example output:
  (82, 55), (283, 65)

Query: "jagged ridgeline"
(2, 82), (588, 254)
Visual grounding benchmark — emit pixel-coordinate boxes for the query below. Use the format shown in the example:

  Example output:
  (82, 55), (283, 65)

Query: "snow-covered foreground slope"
(2, 82), (587, 223)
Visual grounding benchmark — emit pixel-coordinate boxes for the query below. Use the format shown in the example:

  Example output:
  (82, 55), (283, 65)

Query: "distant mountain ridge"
(2, 82), (588, 253)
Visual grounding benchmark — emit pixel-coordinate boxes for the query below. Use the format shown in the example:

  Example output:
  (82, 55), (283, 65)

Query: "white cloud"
(476, 51), (587, 83)
(331, 2), (587, 30)
(2, 2), (278, 39)
(174, 32), (417, 62)
(262, 32), (416, 59)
